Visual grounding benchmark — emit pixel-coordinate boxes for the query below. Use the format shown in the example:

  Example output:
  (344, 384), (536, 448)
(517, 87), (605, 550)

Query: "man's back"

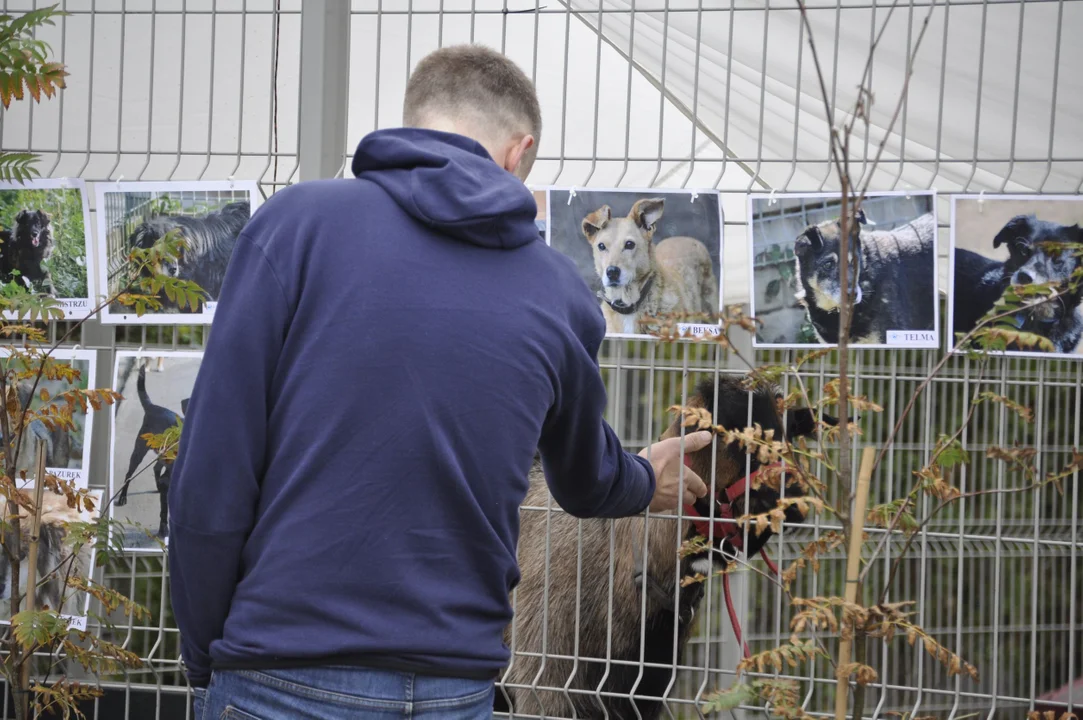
(167, 128), (656, 688)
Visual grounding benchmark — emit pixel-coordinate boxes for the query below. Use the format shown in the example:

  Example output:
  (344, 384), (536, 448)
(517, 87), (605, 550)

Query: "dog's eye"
(597, 242), (606, 252)
(624, 240), (636, 250)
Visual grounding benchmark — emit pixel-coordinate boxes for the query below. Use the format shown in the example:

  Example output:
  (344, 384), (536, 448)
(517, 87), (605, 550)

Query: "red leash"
(681, 456), (785, 659)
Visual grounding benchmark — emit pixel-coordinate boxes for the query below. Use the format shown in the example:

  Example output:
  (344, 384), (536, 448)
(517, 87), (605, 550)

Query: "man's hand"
(639, 430), (714, 513)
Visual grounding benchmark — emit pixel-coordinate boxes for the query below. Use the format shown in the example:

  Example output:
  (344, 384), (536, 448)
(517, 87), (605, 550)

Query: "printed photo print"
(0, 179), (93, 319)
(547, 188), (723, 339)
(109, 351), (201, 552)
(0, 348), (97, 489)
(748, 192), (939, 349)
(0, 489), (101, 631)
(95, 181), (260, 324)
(532, 188), (547, 244)
(950, 196), (1083, 358)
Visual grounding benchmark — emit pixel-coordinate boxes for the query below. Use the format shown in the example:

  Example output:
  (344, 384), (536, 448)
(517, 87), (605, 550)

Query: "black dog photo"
(109, 352), (201, 551)
(96, 182), (259, 324)
(0, 179), (93, 317)
(547, 188), (723, 338)
(748, 192), (939, 348)
(950, 196), (1083, 357)
(0, 349), (97, 489)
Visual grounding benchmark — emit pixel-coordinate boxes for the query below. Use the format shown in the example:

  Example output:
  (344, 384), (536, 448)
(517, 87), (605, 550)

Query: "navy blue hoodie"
(167, 128), (656, 688)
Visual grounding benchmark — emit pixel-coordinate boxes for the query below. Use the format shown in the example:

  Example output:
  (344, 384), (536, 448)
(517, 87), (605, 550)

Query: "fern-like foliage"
(0, 152), (39, 183)
(0, 5), (69, 109)
(0, 5), (69, 189)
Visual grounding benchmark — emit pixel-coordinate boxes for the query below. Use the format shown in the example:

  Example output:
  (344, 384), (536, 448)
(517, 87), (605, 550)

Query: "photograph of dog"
(547, 189), (722, 338)
(0, 349), (96, 487)
(749, 192), (938, 348)
(0, 488), (101, 627)
(109, 352), (201, 550)
(950, 196), (1083, 357)
(532, 188), (547, 244)
(496, 376), (836, 719)
(0, 180), (93, 316)
(96, 181), (260, 324)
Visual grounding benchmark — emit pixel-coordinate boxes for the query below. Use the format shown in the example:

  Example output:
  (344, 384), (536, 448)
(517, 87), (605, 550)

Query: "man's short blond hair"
(403, 44), (542, 176)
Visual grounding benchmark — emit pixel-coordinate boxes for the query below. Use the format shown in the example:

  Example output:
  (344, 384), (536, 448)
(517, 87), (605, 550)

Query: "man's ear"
(504, 134), (535, 180)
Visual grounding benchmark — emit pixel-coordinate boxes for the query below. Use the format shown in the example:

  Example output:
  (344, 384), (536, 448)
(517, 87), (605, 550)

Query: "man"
(169, 43), (711, 719)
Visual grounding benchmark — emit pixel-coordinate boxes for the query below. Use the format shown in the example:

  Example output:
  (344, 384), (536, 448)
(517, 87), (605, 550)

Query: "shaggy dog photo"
(951, 196), (1083, 356)
(0, 209), (56, 295)
(0, 488), (101, 624)
(98, 184), (258, 321)
(749, 193), (938, 347)
(0, 353), (93, 482)
(547, 189), (722, 337)
(110, 353), (202, 550)
(0, 182), (92, 308)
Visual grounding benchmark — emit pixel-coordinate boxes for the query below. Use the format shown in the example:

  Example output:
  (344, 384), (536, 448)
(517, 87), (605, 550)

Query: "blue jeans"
(192, 666), (495, 719)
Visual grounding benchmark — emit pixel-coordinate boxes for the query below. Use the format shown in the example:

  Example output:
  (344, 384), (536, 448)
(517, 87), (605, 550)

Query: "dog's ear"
(630, 198), (665, 232)
(855, 208), (876, 227)
(786, 409), (847, 440)
(785, 407), (818, 440)
(15, 210), (27, 223)
(992, 214), (1034, 254)
(582, 206), (611, 241)
(39, 210), (50, 223)
(795, 225), (824, 253)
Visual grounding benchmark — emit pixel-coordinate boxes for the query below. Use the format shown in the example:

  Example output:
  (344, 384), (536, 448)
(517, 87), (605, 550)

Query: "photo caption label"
(676, 323), (723, 339)
(887, 330), (937, 346)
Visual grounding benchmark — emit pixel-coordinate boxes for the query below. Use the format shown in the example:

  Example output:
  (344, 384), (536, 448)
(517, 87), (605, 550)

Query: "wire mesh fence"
(0, 0), (1078, 717)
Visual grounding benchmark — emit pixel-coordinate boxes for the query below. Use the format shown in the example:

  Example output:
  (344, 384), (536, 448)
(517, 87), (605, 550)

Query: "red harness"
(681, 458), (786, 552)
(680, 457), (786, 660)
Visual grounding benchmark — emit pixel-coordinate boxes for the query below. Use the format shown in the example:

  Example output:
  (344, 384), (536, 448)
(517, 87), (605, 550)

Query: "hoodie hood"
(351, 127), (539, 250)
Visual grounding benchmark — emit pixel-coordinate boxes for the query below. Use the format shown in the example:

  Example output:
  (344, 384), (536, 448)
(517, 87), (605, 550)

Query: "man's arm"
(167, 231), (290, 688)
(534, 278), (658, 518)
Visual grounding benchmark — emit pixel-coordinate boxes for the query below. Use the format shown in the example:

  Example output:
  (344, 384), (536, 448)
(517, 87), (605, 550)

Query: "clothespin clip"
(768, 188), (778, 206)
(228, 175), (235, 191)
(115, 175), (124, 190)
(978, 189), (985, 214)
(690, 190), (699, 203)
(567, 187), (577, 205)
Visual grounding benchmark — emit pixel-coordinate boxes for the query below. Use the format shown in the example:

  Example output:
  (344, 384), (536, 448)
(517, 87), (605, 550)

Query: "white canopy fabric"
(563, 0), (1083, 196)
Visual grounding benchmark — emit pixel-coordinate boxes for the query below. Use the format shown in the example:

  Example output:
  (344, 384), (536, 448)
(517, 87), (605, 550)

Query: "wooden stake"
(16, 439), (48, 720)
(835, 446), (875, 720)
(26, 438), (47, 616)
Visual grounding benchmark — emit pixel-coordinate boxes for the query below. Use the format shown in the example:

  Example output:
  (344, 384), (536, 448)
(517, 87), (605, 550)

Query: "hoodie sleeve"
(535, 275), (656, 519)
(167, 232), (290, 689)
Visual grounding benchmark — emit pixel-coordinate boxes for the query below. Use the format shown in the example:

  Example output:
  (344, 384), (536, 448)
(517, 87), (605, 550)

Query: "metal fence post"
(298, 0), (350, 182)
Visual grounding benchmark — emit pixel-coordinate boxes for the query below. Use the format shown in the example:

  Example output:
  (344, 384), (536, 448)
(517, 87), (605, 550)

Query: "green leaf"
(11, 609), (68, 651)
(0, 152), (40, 183)
(701, 682), (757, 713)
(935, 434), (969, 468)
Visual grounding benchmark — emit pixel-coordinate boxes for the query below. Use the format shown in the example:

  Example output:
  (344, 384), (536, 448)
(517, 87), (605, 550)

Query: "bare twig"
(870, 289), (1073, 480)
(858, 354), (991, 584)
(877, 474), (1065, 605)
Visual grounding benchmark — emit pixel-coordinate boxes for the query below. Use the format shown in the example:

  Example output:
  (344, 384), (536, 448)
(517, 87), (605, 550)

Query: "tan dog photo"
(546, 189), (722, 337)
